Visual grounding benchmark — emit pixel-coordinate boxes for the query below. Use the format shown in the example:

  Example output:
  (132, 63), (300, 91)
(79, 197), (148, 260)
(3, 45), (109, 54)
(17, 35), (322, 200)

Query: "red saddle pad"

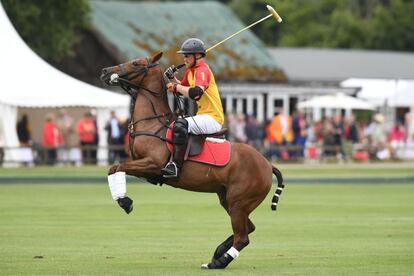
(166, 126), (231, 167)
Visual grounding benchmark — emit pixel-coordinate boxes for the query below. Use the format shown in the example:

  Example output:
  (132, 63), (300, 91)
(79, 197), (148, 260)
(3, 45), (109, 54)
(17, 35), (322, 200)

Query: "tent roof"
(297, 93), (375, 110)
(89, 0), (286, 82)
(341, 78), (414, 107)
(0, 3), (129, 108)
(388, 80), (414, 107)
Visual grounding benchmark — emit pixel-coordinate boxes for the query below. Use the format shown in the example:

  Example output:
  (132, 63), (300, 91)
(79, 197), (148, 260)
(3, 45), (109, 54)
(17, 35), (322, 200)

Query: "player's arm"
(175, 84), (204, 100)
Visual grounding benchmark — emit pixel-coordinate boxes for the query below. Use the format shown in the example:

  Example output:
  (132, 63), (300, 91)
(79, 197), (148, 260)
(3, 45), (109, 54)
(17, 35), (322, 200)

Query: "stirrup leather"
(162, 161), (179, 178)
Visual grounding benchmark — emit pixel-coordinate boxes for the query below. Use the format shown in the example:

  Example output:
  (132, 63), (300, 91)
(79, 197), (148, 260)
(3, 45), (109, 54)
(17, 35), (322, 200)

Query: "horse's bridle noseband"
(115, 58), (161, 98)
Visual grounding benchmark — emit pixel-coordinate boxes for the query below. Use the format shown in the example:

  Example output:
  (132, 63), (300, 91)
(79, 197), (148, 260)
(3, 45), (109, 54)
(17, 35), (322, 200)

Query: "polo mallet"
(206, 5), (282, 53)
(166, 5), (282, 76)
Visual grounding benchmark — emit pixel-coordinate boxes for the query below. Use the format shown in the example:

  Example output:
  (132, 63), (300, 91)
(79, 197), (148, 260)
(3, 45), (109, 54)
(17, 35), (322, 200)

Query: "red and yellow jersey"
(181, 60), (224, 125)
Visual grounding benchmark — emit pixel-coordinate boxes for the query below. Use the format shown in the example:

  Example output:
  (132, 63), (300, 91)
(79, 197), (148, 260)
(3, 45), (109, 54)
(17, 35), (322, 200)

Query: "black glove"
(164, 65), (177, 80)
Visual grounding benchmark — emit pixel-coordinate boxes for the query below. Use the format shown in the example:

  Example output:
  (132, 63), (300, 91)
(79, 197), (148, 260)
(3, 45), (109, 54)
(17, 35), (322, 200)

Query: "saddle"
(166, 127), (231, 167)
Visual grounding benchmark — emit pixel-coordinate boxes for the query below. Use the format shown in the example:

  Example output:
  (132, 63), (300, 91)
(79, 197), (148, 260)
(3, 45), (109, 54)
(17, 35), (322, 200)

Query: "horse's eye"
(132, 61), (138, 66)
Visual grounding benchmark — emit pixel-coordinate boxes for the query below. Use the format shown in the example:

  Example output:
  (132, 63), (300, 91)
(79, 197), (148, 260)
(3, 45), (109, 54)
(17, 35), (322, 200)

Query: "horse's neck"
(132, 82), (171, 129)
(134, 94), (170, 116)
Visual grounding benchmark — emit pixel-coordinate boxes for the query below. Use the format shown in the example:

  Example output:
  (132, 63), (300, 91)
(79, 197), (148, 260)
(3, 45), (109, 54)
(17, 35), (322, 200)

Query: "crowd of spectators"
(12, 109), (129, 166)
(3, 109), (413, 166)
(224, 111), (414, 162)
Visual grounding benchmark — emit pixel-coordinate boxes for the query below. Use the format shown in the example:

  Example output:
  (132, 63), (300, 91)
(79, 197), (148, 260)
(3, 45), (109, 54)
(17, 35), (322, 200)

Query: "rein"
(117, 60), (160, 98)
(115, 58), (175, 144)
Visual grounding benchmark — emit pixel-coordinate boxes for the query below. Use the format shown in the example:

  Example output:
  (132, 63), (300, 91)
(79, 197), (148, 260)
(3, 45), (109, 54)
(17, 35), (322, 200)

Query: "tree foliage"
(2, 0), (90, 61)
(227, 0), (414, 52)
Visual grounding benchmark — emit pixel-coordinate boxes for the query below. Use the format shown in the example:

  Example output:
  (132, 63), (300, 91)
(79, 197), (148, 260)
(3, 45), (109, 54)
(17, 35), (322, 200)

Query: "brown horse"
(100, 52), (284, 269)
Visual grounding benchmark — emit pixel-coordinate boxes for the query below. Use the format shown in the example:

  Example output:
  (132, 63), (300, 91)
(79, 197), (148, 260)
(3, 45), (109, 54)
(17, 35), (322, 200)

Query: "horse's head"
(100, 52), (163, 94)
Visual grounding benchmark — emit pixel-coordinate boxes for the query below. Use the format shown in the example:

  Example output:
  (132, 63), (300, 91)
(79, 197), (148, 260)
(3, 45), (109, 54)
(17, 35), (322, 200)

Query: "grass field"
(0, 164), (413, 275)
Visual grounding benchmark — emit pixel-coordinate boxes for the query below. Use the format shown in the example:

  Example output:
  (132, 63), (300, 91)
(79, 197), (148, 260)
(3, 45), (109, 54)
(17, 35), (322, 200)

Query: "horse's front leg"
(107, 157), (159, 214)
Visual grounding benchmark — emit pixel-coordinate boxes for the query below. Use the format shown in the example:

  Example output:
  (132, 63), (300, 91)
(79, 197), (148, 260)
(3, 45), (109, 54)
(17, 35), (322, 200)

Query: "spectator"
(105, 111), (123, 163)
(16, 114), (34, 165)
(42, 114), (62, 165)
(245, 115), (262, 149)
(268, 109), (293, 160)
(56, 109), (74, 164)
(344, 115), (359, 143)
(91, 109), (99, 164)
(292, 111), (307, 158)
(305, 121), (318, 160)
(226, 113), (237, 142)
(321, 117), (336, 157)
(234, 114), (247, 143)
(76, 112), (97, 164)
(343, 114), (360, 158)
(365, 113), (387, 159)
(118, 116), (129, 162)
(332, 114), (345, 159)
(264, 120), (277, 161)
(16, 114), (32, 146)
(388, 122), (406, 159)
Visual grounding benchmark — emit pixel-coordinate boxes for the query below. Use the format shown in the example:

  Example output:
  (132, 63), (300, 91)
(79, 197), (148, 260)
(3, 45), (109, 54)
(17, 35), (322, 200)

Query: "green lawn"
(1, 162), (414, 178)
(0, 181), (413, 275)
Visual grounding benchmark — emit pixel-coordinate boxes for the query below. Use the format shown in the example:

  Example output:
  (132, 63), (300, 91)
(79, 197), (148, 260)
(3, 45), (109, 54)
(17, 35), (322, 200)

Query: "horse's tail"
(271, 166), (284, 211)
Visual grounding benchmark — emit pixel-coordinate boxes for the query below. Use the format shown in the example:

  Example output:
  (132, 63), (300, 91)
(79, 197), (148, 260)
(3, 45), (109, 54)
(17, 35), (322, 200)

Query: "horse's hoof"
(117, 197), (133, 214)
(201, 261), (226, 269)
(201, 253), (233, 269)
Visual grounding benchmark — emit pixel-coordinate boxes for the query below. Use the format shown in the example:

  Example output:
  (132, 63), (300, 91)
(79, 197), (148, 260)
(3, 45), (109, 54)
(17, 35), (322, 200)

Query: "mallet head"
(266, 5), (282, 23)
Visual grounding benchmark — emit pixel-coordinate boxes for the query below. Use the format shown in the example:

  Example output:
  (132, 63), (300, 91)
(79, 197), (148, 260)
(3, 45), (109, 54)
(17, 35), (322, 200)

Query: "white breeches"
(185, 114), (222, 135)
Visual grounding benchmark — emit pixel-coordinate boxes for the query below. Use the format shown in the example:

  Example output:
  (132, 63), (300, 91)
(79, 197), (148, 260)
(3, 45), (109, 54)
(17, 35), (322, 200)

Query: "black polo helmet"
(177, 38), (206, 57)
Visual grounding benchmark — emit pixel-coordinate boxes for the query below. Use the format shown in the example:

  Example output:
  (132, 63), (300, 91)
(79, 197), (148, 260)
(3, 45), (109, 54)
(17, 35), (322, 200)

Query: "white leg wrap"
(226, 247), (240, 259)
(108, 172), (126, 200)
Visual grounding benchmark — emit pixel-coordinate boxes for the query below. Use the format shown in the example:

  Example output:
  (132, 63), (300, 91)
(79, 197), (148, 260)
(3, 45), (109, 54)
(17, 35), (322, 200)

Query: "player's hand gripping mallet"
(206, 5), (282, 53)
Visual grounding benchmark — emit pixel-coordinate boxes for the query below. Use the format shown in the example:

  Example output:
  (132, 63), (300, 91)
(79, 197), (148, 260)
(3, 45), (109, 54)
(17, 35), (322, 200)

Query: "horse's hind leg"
(211, 192), (256, 262)
(203, 206), (250, 269)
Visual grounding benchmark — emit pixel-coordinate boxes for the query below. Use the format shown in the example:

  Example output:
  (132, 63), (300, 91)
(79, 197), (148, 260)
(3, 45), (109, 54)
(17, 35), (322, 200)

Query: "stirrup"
(161, 161), (179, 178)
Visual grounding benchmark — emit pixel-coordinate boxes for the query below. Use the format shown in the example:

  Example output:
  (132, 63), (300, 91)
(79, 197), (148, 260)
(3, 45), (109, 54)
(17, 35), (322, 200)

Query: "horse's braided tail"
(271, 166), (284, 211)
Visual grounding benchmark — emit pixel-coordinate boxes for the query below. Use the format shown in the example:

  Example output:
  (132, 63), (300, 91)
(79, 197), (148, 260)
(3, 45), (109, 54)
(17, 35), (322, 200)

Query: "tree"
(228, 0), (414, 52)
(2, 0), (90, 62)
(366, 0), (414, 51)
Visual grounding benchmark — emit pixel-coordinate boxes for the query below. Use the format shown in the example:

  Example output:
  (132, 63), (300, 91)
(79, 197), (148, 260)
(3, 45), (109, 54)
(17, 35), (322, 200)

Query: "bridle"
(111, 58), (176, 145)
(115, 58), (161, 98)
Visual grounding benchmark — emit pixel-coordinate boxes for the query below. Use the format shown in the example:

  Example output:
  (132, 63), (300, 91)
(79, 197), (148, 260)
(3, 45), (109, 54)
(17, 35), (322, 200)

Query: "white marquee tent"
(297, 93), (375, 110)
(387, 80), (414, 107)
(341, 78), (414, 108)
(297, 93), (375, 120)
(0, 4), (130, 164)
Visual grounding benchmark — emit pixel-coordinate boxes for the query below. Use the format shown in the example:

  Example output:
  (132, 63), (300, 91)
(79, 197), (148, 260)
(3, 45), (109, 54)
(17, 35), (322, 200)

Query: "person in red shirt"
(389, 122), (406, 158)
(161, 38), (225, 178)
(76, 112), (97, 164)
(42, 114), (62, 165)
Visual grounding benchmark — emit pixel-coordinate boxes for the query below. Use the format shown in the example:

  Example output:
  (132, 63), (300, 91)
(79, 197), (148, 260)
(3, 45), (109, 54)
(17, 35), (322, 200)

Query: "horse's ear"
(151, 52), (163, 63)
